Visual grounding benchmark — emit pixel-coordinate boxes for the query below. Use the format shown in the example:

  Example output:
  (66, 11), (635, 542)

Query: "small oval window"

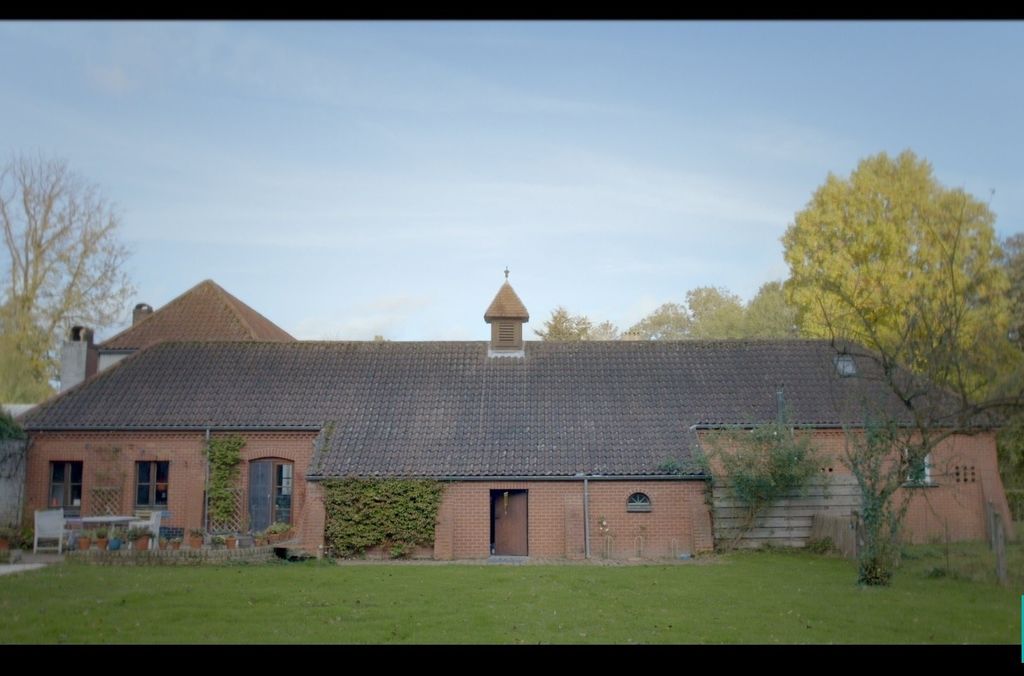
(627, 492), (652, 512)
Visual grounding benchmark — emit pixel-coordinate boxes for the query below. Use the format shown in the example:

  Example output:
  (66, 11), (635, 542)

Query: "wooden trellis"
(89, 487), (122, 516)
(206, 486), (245, 534)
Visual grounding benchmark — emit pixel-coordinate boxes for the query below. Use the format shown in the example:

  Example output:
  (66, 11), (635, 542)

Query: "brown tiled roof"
(99, 280), (294, 350)
(484, 282), (529, 321)
(23, 340), (921, 478)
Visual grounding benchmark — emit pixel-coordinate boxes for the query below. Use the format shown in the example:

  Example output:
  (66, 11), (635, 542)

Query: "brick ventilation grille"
(953, 466), (977, 483)
(206, 487), (245, 534)
(90, 487), (122, 516)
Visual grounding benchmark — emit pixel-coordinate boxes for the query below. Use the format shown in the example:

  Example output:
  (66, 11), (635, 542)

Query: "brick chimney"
(60, 325), (98, 391)
(133, 302), (153, 325)
(484, 270), (529, 357)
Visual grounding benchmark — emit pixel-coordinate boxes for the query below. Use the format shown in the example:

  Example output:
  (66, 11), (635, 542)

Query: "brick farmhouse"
(18, 278), (1015, 558)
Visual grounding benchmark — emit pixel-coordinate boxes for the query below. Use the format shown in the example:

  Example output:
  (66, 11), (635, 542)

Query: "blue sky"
(2, 21), (1023, 341)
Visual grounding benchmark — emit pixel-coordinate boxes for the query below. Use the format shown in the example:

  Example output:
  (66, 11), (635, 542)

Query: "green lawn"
(0, 548), (1019, 644)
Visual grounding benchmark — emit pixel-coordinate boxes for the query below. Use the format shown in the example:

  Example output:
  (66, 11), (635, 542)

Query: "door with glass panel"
(248, 460), (293, 533)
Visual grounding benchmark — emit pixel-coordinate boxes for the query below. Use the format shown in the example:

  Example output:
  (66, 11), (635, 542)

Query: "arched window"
(627, 492), (652, 512)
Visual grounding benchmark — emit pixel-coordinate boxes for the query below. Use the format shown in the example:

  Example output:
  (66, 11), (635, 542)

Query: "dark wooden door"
(492, 490), (528, 555)
(248, 461), (273, 534)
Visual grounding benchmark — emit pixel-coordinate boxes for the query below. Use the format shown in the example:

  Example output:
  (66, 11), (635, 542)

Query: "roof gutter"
(691, 421), (995, 431)
(25, 425), (324, 433)
(305, 473), (708, 482)
(693, 422), (859, 430)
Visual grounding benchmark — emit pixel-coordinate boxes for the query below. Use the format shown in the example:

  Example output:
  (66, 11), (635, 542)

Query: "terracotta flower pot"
(95, 538), (108, 551)
(134, 536), (151, 551)
(77, 537), (92, 551)
(188, 536), (203, 549)
(0, 538), (9, 551)
(225, 536), (237, 550)
(171, 541), (181, 550)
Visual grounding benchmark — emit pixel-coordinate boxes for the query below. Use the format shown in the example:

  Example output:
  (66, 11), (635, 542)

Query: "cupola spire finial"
(504, 266), (510, 280)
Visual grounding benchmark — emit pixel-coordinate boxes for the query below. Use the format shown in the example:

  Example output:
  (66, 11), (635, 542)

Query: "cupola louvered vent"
(484, 273), (529, 356)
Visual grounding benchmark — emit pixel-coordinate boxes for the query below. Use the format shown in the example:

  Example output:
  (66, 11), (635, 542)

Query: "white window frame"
(903, 449), (934, 486)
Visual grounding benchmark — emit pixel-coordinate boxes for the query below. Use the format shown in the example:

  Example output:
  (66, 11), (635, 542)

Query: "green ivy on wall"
(205, 435), (245, 526)
(322, 478), (445, 558)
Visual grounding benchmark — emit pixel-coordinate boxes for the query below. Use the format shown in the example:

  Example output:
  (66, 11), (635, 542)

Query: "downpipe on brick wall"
(581, 475), (591, 560)
(203, 428), (210, 535)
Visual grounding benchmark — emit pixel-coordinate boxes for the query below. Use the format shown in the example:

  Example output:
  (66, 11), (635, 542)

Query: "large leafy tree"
(744, 281), (799, 339)
(534, 307), (620, 342)
(0, 154), (133, 401)
(685, 287), (746, 339)
(783, 150), (1012, 402)
(782, 150), (1022, 584)
(998, 234), (1024, 500)
(535, 307), (591, 341)
(627, 283), (800, 340)
(1005, 233), (1024, 351)
(626, 302), (690, 340)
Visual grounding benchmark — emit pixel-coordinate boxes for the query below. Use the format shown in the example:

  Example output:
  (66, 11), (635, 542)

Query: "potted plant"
(127, 527), (151, 551)
(210, 534), (226, 549)
(253, 530), (267, 546)
(169, 537), (183, 551)
(108, 528), (125, 551)
(265, 522), (291, 544)
(158, 536), (169, 550)
(224, 534), (237, 550)
(188, 528), (204, 549)
(94, 527), (109, 551)
(77, 529), (93, 551)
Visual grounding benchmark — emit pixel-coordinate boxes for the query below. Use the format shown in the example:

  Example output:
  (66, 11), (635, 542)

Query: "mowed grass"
(0, 549), (1019, 644)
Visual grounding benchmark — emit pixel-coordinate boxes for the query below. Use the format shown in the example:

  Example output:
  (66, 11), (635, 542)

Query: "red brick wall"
(433, 480), (712, 561)
(25, 431), (323, 550)
(30, 427), (1008, 558)
(697, 428), (1014, 544)
(900, 433), (1013, 543)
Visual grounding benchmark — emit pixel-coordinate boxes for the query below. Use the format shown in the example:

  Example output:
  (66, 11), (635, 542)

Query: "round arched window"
(627, 492), (652, 512)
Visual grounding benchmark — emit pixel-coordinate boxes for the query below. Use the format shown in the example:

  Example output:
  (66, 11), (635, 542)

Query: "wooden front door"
(491, 490), (528, 556)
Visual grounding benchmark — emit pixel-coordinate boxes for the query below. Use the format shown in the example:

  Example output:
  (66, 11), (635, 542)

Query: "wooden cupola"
(484, 269), (529, 356)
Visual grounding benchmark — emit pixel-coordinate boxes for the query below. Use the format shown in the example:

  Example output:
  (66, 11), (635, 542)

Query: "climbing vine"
(322, 478), (445, 558)
(205, 435), (245, 526)
(702, 420), (823, 545)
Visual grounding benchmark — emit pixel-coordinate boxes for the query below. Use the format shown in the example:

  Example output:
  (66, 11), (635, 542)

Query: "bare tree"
(0, 154), (134, 399)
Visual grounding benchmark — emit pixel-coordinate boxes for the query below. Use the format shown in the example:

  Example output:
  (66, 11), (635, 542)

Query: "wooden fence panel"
(712, 475), (863, 550)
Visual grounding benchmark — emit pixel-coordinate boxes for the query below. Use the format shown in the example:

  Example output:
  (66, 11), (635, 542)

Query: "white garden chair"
(33, 508), (65, 554)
